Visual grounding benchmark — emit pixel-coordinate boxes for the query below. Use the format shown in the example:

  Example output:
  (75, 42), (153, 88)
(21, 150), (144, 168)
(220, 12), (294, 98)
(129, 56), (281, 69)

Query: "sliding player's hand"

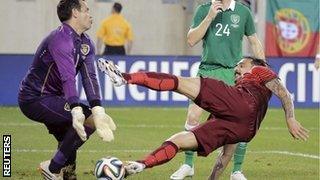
(71, 106), (87, 141)
(286, 118), (309, 141)
(92, 106), (116, 142)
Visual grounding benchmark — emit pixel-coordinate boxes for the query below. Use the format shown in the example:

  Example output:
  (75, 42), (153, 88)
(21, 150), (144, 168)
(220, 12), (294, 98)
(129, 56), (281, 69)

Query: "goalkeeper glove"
(92, 106), (116, 142)
(71, 106), (87, 141)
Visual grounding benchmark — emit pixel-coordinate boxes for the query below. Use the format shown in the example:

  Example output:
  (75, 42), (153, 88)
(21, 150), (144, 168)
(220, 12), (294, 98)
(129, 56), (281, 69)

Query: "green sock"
(184, 151), (194, 167)
(232, 142), (247, 172)
(183, 125), (195, 167)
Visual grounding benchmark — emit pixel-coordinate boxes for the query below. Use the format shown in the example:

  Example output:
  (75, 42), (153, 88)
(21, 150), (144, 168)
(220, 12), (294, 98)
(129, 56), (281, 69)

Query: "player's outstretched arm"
(265, 78), (309, 141)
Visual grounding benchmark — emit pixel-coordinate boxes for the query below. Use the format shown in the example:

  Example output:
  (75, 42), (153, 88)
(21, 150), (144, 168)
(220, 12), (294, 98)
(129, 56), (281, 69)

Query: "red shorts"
(191, 78), (258, 156)
(191, 117), (252, 156)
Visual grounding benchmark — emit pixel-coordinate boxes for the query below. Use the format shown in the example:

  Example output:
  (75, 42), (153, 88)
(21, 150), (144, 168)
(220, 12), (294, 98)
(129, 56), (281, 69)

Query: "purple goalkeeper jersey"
(18, 23), (101, 106)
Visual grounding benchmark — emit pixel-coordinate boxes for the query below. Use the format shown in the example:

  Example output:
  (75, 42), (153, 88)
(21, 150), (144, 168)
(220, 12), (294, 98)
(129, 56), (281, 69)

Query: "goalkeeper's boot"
(62, 163), (77, 180)
(39, 160), (63, 180)
(124, 161), (145, 177)
(230, 171), (247, 180)
(170, 164), (194, 180)
(97, 58), (126, 86)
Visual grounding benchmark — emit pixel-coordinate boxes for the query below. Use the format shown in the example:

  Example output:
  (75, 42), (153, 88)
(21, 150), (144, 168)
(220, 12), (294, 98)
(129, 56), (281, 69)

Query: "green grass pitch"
(0, 107), (319, 179)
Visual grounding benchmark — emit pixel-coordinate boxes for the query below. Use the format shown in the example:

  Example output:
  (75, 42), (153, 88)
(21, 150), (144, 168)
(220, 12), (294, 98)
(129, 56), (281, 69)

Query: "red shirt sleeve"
(251, 66), (278, 84)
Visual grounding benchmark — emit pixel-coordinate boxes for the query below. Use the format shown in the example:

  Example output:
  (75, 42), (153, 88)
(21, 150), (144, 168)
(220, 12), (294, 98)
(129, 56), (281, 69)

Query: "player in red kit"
(98, 57), (309, 179)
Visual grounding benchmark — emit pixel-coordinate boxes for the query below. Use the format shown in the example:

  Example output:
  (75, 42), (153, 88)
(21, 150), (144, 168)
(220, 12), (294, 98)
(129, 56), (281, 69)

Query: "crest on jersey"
(231, 14), (240, 28)
(64, 103), (71, 112)
(81, 44), (90, 56)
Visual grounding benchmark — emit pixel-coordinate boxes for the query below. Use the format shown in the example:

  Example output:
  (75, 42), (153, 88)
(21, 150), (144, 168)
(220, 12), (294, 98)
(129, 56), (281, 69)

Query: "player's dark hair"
(57, 0), (82, 22)
(113, 2), (122, 13)
(244, 56), (269, 67)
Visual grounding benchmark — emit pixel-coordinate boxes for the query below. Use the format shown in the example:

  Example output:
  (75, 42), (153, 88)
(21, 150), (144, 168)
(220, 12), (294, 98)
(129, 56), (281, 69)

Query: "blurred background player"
(96, 2), (133, 55)
(172, 0), (265, 179)
(99, 57), (309, 179)
(18, 0), (116, 179)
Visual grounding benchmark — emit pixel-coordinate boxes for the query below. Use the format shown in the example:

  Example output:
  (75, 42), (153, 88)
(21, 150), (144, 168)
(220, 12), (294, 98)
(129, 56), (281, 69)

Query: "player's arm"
(80, 42), (116, 142)
(79, 42), (101, 107)
(48, 38), (79, 106)
(187, 1), (222, 47)
(244, 8), (265, 60)
(247, 33), (265, 60)
(48, 36), (87, 141)
(265, 78), (309, 141)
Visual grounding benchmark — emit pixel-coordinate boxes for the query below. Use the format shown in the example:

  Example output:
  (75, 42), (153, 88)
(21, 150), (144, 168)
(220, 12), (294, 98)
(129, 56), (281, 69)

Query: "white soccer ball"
(94, 157), (125, 180)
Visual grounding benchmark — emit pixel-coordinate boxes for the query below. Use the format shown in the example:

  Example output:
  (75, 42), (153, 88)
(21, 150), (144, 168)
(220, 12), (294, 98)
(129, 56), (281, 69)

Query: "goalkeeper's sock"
(58, 141), (77, 166)
(65, 151), (76, 165)
(139, 141), (178, 168)
(232, 142), (247, 173)
(49, 126), (94, 173)
(122, 72), (178, 91)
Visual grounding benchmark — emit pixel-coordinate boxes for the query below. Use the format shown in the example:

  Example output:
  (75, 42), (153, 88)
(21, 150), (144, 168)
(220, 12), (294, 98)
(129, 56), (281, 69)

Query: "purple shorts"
(19, 95), (91, 141)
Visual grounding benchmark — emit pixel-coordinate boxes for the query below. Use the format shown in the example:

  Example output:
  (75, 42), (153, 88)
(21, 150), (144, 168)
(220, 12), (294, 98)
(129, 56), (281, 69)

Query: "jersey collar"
(226, 0), (236, 11)
(62, 23), (82, 41)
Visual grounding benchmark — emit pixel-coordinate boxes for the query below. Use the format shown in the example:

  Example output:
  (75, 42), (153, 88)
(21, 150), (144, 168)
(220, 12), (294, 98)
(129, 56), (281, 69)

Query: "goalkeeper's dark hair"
(244, 56), (269, 67)
(57, 0), (82, 22)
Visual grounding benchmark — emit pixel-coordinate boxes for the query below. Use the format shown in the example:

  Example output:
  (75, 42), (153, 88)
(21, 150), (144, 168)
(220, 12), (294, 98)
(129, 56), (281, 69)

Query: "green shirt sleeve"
(245, 10), (256, 36)
(191, 5), (207, 28)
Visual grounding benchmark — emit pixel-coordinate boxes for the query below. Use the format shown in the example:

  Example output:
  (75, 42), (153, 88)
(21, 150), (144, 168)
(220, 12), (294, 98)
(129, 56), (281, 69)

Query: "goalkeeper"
(18, 0), (116, 179)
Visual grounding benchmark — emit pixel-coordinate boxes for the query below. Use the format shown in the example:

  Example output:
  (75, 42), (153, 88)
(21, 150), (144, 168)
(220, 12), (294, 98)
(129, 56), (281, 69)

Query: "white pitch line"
(248, 150), (320, 159)
(0, 123), (41, 126)
(14, 149), (150, 153)
(0, 123), (318, 130)
(12, 149), (320, 160)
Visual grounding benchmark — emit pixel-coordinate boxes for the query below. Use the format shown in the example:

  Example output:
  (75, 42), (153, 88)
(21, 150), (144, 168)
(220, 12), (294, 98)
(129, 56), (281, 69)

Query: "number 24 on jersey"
(215, 23), (230, 36)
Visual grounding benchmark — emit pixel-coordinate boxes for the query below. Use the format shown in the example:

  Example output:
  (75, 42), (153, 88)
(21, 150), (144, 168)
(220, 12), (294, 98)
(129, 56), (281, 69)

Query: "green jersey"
(191, 1), (256, 70)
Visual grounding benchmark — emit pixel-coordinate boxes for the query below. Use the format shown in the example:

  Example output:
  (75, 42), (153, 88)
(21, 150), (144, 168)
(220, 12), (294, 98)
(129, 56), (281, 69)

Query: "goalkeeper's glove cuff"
(71, 106), (83, 116)
(89, 100), (101, 108)
(91, 106), (105, 115)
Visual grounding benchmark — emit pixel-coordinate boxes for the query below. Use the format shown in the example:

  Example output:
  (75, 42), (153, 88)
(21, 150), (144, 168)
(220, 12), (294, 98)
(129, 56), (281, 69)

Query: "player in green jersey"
(170, 0), (265, 180)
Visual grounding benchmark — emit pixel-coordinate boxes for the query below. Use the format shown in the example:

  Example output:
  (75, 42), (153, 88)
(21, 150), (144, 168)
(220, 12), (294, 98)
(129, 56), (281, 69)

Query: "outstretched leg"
(125, 131), (198, 176)
(123, 72), (201, 101)
(98, 59), (201, 100)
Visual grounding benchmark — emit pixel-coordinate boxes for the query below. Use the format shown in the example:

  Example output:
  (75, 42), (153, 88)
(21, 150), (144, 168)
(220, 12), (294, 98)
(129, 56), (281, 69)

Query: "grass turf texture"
(0, 107), (319, 179)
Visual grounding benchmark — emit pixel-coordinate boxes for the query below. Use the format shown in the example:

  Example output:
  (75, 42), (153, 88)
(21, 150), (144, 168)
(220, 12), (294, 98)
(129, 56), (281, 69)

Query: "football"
(94, 157), (125, 180)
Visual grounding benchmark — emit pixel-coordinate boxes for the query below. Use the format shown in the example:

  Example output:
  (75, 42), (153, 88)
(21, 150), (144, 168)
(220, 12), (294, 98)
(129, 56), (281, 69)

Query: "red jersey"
(236, 66), (278, 127)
